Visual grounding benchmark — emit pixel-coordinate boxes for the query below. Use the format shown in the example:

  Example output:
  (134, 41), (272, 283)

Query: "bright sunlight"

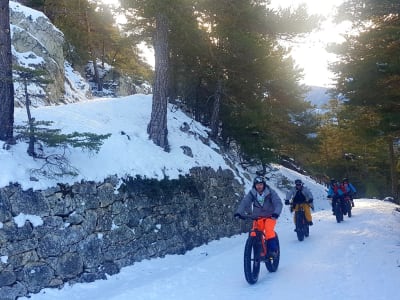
(270, 0), (348, 87)
(100, 0), (119, 5)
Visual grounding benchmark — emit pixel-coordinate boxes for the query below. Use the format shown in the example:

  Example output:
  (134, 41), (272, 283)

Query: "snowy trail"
(23, 198), (400, 300)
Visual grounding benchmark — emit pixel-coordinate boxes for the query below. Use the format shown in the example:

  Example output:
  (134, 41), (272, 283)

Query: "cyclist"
(327, 179), (344, 214)
(285, 179), (314, 228)
(341, 178), (357, 207)
(234, 176), (283, 257)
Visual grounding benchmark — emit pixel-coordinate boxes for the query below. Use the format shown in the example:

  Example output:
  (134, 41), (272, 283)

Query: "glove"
(284, 199), (290, 205)
(327, 195), (332, 199)
(271, 213), (279, 220)
(234, 213), (245, 220)
(310, 203), (315, 211)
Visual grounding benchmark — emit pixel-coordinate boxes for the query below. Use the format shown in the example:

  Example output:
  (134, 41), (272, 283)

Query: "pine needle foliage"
(15, 121), (111, 155)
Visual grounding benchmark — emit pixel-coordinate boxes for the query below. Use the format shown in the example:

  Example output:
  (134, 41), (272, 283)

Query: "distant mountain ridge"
(305, 86), (331, 108)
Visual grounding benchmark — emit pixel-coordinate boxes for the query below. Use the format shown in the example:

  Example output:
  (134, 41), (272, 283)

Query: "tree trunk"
(210, 79), (222, 138)
(147, 12), (169, 151)
(0, 0), (15, 142)
(84, 8), (102, 91)
(388, 137), (399, 202)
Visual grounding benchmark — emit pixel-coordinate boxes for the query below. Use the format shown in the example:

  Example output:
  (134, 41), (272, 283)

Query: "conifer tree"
(330, 0), (400, 200)
(121, 0), (192, 151)
(191, 0), (318, 165)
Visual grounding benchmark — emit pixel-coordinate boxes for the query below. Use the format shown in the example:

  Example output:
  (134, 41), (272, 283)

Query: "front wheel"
(295, 211), (305, 241)
(244, 236), (261, 284)
(335, 202), (343, 223)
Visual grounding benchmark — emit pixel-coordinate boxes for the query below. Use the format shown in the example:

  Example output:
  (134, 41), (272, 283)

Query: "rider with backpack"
(234, 176), (283, 256)
(341, 178), (357, 207)
(285, 179), (314, 227)
(327, 179), (344, 214)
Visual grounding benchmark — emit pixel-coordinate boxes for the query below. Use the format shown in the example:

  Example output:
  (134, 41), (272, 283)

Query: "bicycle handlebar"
(236, 215), (272, 221)
(285, 201), (312, 206)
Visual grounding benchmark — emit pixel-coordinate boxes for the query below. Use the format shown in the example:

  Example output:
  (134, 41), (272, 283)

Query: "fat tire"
(244, 236), (260, 284)
(304, 223), (310, 237)
(335, 202), (343, 223)
(265, 234), (280, 272)
(295, 211), (305, 241)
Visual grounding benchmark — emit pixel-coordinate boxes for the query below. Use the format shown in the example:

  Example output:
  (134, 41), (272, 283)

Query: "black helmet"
(343, 178), (348, 183)
(253, 176), (266, 187)
(295, 179), (303, 185)
(330, 179), (336, 185)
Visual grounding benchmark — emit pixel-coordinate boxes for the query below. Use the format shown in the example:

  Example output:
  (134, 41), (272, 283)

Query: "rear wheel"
(304, 222), (310, 237)
(244, 236), (260, 284)
(265, 234), (280, 272)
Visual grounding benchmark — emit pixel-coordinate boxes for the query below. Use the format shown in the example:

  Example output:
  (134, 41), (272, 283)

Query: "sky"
(3, 3), (400, 299)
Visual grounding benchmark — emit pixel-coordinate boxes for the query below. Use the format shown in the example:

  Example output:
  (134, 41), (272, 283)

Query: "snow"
(13, 213), (44, 228)
(2, 2), (399, 299)
(1, 94), (231, 190)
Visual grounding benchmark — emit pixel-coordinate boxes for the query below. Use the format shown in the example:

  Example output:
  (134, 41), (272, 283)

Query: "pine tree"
(192, 0), (318, 165)
(121, 0), (192, 151)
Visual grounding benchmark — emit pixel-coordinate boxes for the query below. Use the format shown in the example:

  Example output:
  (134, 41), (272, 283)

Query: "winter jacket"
(236, 185), (283, 218)
(286, 185), (313, 205)
(327, 184), (344, 198)
(342, 182), (357, 195)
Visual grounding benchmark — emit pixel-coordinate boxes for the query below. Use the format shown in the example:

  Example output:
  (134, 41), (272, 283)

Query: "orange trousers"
(293, 203), (312, 223)
(252, 218), (277, 240)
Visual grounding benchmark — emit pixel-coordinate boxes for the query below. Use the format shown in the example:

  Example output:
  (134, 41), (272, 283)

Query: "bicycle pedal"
(268, 251), (278, 259)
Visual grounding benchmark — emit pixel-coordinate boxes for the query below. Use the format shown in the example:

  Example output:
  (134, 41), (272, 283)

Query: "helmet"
(343, 178), (348, 183)
(253, 176), (265, 187)
(295, 179), (303, 185)
(330, 179), (336, 185)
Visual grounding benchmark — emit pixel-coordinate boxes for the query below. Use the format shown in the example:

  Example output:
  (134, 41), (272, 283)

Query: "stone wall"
(0, 167), (246, 299)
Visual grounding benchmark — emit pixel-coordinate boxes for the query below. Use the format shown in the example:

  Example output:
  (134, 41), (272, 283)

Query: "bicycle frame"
(249, 221), (267, 257)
